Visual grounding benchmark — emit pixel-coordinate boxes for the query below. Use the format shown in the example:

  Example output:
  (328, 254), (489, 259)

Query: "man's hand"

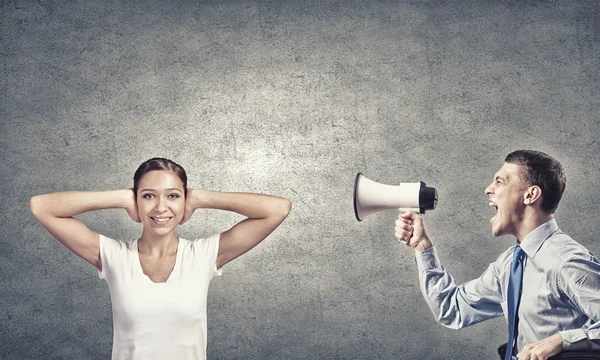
(518, 333), (563, 360)
(394, 211), (433, 252)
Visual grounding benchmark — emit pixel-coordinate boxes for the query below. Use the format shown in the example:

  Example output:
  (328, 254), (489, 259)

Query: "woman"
(29, 157), (292, 360)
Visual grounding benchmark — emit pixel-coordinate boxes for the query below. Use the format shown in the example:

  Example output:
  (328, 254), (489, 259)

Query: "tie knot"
(512, 245), (525, 267)
(513, 245), (524, 258)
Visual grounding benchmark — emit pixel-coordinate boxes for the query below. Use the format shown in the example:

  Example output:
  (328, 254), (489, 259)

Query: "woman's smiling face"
(136, 170), (186, 236)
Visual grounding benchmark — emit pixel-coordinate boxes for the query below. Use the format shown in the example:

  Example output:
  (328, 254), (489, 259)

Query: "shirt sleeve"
(98, 234), (124, 280)
(558, 254), (600, 351)
(416, 247), (504, 329)
(195, 233), (222, 277)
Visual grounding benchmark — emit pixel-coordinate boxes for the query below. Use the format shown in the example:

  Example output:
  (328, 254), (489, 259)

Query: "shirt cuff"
(560, 329), (588, 351)
(415, 247), (442, 272)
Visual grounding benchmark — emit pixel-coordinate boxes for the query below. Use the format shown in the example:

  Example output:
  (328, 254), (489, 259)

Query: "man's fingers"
(399, 211), (416, 222)
(520, 343), (552, 360)
(395, 219), (413, 231)
(520, 333), (563, 360)
(519, 342), (533, 360)
(394, 230), (409, 243)
(394, 223), (412, 237)
(395, 233), (408, 245)
(394, 226), (412, 244)
(395, 213), (419, 246)
(524, 350), (547, 360)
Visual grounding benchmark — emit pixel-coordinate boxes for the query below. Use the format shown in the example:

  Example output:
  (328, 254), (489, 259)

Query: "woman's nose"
(155, 197), (167, 212)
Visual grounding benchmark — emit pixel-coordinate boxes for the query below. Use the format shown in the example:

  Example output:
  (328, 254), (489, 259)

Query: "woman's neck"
(138, 231), (179, 256)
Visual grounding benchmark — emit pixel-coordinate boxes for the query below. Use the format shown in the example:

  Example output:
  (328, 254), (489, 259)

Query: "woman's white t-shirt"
(98, 234), (222, 360)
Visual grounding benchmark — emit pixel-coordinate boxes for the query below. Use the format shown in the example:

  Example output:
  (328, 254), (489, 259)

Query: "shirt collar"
(519, 218), (559, 259)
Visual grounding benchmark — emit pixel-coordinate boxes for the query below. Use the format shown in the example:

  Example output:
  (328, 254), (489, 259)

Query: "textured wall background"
(1, 0), (599, 359)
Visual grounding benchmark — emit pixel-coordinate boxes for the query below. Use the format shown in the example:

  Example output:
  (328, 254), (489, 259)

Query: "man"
(395, 150), (600, 360)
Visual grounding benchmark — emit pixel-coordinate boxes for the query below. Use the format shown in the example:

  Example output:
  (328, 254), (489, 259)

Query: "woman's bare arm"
(29, 189), (139, 270)
(181, 189), (291, 269)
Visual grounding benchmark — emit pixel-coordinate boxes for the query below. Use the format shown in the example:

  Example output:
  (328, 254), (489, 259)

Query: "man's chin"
(492, 228), (513, 238)
(491, 225), (503, 237)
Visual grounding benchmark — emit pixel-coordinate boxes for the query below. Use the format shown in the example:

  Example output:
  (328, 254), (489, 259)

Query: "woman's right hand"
(125, 189), (141, 223)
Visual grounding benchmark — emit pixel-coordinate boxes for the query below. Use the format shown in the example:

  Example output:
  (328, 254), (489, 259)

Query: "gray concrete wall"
(1, 0), (599, 359)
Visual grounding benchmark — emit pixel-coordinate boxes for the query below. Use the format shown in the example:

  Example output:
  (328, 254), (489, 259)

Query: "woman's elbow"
(29, 195), (45, 219)
(280, 198), (292, 219)
(274, 198), (291, 221)
(29, 194), (54, 221)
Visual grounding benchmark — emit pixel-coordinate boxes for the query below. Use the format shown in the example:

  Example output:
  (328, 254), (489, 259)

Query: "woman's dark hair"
(505, 150), (566, 214)
(133, 158), (188, 197)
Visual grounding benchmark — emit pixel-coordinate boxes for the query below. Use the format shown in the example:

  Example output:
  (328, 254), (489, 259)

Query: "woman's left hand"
(180, 188), (198, 225)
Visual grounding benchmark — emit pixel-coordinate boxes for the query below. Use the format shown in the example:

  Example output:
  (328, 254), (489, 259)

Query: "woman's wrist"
(87, 190), (134, 211)
(119, 189), (136, 209)
(188, 188), (216, 210)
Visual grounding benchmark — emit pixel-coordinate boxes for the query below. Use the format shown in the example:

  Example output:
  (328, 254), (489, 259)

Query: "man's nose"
(484, 184), (493, 195)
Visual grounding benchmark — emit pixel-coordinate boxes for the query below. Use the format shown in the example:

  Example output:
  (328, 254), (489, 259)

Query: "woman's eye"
(143, 194), (153, 199)
(169, 194), (180, 199)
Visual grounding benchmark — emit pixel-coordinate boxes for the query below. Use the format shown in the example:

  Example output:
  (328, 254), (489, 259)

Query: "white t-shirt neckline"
(132, 238), (183, 285)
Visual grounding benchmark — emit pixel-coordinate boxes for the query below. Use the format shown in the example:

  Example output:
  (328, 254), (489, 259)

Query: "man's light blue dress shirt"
(415, 219), (600, 357)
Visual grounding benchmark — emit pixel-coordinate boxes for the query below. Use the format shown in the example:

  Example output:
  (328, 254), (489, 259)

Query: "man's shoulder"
(537, 230), (600, 274)
(545, 230), (591, 257)
(497, 244), (519, 258)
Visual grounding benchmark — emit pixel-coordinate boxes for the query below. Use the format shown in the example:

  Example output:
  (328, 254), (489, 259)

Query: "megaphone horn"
(353, 172), (438, 221)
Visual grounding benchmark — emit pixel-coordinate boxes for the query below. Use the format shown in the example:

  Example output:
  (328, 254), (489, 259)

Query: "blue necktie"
(505, 245), (526, 360)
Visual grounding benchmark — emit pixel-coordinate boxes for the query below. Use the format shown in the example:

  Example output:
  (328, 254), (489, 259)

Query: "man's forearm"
(415, 247), (504, 329)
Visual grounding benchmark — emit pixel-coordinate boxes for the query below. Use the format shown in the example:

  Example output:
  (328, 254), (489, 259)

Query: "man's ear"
(524, 185), (542, 205)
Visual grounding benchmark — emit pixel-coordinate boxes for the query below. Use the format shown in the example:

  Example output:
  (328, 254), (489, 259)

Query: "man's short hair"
(505, 150), (566, 214)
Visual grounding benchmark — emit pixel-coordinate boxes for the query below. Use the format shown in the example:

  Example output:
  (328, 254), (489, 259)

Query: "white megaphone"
(353, 172), (438, 221)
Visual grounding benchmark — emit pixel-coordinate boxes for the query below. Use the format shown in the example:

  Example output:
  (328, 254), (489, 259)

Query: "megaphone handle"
(398, 207), (419, 213)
